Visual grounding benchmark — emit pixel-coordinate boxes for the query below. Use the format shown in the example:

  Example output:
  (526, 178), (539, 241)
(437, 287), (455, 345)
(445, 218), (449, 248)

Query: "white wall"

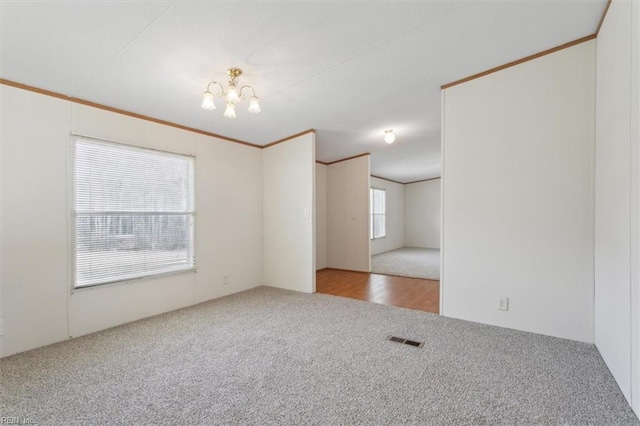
(326, 156), (370, 272)
(404, 179), (441, 249)
(0, 85), (264, 356)
(316, 163), (327, 270)
(595, 0), (639, 411)
(370, 177), (404, 255)
(1, 86), (70, 356)
(442, 41), (595, 343)
(633, 2), (640, 412)
(633, 1), (640, 413)
(263, 134), (315, 293)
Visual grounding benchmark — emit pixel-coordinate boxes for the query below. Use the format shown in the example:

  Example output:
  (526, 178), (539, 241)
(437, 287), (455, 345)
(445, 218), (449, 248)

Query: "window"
(73, 138), (195, 288)
(370, 187), (386, 239)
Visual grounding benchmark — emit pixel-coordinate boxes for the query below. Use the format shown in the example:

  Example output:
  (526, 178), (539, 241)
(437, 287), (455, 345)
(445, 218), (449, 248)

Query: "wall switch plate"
(498, 297), (509, 311)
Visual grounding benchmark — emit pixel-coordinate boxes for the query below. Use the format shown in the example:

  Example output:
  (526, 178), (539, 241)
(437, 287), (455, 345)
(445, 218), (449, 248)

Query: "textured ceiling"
(1, 1), (607, 182)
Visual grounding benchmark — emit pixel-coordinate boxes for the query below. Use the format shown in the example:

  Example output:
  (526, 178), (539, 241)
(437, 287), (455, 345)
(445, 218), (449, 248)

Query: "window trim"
(70, 135), (197, 291)
(370, 187), (386, 240)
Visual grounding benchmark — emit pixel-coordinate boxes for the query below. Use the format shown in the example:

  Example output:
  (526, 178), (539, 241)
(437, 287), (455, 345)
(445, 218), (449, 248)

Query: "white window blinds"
(370, 188), (386, 239)
(74, 139), (195, 288)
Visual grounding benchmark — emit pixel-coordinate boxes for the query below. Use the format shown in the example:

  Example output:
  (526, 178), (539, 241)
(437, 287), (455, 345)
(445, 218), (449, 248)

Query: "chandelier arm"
(206, 81), (226, 97)
(239, 85), (257, 100)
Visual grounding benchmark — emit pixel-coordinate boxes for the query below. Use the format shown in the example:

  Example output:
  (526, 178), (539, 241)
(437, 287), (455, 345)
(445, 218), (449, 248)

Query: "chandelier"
(200, 68), (261, 118)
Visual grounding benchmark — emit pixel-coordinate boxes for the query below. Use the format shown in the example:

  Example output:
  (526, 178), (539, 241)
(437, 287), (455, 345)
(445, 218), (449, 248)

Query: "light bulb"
(248, 96), (261, 113)
(223, 102), (237, 118)
(201, 91), (216, 110)
(384, 130), (395, 144)
(226, 84), (239, 103)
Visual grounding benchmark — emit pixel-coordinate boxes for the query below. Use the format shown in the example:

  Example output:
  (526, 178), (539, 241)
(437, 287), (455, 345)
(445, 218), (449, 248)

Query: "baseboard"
(319, 267), (370, 274)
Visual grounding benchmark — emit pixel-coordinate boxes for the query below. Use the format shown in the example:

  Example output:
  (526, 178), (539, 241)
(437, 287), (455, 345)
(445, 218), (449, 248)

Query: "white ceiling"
(1, 1), (606, 183)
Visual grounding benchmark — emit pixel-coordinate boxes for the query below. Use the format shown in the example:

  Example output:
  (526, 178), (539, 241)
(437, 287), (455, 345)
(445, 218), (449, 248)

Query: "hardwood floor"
(316, 268), (439, 314)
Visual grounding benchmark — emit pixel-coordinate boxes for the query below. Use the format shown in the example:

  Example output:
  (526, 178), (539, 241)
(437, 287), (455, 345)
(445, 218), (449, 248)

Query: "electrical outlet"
(223, 274), (229, 285)
(498, 297), (509, 311)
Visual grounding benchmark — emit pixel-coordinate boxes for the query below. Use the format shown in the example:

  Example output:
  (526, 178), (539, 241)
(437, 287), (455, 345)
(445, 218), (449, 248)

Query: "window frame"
(70, 136), (197, 290)
(370, 187), (386, 240)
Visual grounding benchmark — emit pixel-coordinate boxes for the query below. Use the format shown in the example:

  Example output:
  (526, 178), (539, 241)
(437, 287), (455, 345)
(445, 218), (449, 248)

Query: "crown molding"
(370, 175), (405, 185)
(263, 129), (316, 149)
(596, 0), (612, 36)
(326, 152), (370, 165)
(441, 34), (596, 90)
(405, 177), (441, 185)
(0, 78), (262, 148)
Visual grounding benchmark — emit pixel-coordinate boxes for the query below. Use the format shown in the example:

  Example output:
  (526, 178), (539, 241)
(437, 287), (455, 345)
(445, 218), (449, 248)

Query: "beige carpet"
(372, 247), (440, 280)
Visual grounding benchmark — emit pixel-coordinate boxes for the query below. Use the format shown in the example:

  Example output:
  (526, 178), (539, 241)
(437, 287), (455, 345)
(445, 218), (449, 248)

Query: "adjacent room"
(369, 176), (441, 281)
(1, 1), (639, 424)
(314, 156), (441, 313)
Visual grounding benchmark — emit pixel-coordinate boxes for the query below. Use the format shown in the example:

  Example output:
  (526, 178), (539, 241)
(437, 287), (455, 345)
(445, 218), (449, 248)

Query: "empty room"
(1, 1), (639, 425)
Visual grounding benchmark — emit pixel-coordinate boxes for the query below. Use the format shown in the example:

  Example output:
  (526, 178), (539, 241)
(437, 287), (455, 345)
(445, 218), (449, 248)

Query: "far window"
(73, 138), (195, 288)
(370, 188), (386, 239)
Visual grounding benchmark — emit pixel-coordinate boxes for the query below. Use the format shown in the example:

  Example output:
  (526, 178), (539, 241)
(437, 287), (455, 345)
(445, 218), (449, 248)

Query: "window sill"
(71, 266), (197, 293)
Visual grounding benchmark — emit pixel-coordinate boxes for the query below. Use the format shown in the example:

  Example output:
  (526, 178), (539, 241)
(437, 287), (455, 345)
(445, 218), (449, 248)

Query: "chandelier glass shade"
(201, 68), (260, 117)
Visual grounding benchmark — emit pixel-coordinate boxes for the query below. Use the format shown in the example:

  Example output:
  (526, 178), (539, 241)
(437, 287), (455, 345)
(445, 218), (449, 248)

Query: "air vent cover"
(387, 335), (424, 348)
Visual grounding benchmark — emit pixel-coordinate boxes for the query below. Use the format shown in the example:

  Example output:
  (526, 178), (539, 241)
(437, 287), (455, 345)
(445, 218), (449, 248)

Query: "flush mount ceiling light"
(201, 68), (261, 118)
(384, 129), (396, 144)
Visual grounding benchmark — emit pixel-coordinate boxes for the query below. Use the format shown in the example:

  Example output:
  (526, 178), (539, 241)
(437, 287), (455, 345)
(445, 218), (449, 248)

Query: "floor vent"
(387, 335), (424, 348)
